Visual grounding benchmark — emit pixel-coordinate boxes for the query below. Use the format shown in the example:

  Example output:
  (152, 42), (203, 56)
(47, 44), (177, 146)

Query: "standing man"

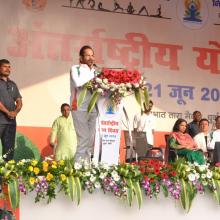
(188, 110), (202, 138)
(70, 45), (97, 161)
(50, 103), (77, 160)
(133, 100), (156, 146)
(0, 59), (22, 161)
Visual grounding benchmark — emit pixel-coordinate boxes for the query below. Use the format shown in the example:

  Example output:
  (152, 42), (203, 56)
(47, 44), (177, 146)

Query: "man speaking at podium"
(70, 45), (97, 161)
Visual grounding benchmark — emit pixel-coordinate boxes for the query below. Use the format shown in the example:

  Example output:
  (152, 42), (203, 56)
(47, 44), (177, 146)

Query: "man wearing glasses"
(0, 59), (22, 161)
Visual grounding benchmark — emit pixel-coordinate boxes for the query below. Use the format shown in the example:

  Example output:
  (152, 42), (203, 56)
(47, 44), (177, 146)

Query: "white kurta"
(133, 112), (156, 146)
(210, 129), (220, 149)
(193, 132), (211, 152)
(50, 115), (77, 160)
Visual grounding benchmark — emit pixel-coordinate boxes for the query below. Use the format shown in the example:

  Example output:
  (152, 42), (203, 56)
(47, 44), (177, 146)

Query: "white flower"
(198, 165), (206, 172)
(102, 163), (110, 171)
(74, 162), (82, 170)
(90, 175), (96, 182)
(126, 83), (132, 88)
(110, 82), (116, 87)
(85, 171), (91, 177)
(111, 170), (120, 181)
(201, 174), (206, 179)
(95, 182), (101, 189)
(113, 175), (120, 182)
(92, 169), (97, 174)
(97, 88), (103, 93)
(110, 88), (116, 92)
(185, 166), (191, 172)
(133, 83), (139, 88)
(99, 172), (107, 179)
(206, 171), (213, 179)
(188, 173), (196, 182)
(195, 173), (200, 179)
(92, 160), (99, 168)
(103, 78), (108, 84)
(193, 162), (199, 167)
(95, 77), (102, 83)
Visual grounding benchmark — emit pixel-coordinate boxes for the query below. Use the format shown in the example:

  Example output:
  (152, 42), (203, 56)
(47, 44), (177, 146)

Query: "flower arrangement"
(77, 69), (149, 112)
(1, 158), (220, 212)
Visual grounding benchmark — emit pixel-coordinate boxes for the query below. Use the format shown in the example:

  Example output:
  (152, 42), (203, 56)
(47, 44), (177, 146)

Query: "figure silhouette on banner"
(113, 0), (123, 12)
(138, 5), (149, 16)
(76, 0), (86, 8)
(97, 2), (110, 11)
(127, 2), (135, 14)
(88, 0), (95, 9)
(156, 4), (162, 17)
(69, 0), (74, 7)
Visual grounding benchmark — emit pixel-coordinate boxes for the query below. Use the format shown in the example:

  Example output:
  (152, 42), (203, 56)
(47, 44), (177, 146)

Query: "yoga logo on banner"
(176, 0), (209, 29)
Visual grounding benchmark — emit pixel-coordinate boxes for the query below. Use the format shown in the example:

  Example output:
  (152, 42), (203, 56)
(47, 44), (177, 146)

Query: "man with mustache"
(0, 59), (22, 161)
(70, 45), (97, 161)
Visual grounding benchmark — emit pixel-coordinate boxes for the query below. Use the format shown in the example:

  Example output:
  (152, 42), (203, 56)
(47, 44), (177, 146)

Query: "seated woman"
(169, 118), (205, 165)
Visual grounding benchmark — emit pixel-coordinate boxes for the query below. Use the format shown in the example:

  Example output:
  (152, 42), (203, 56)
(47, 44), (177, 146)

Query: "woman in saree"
(169, 118), (205, 165)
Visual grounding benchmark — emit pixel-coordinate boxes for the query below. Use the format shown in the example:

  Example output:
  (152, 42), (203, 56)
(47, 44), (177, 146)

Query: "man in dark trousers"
(188, 110), (202, 138)
(0, 59), (22, 161)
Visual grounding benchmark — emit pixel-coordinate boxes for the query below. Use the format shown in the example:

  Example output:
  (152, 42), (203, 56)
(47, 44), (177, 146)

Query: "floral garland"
(1, 158), (220, 212)
(77, 69), (149, 112)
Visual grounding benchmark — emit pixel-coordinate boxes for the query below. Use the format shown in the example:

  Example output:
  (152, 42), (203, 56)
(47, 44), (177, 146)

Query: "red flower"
(144, 176), (149, 182)
(161, 172), (169, 179)
(148, 159), (155, 166)
(170, 171), (177, 177)
(150, 178), (155, 183)
(154, 168), (160, 175)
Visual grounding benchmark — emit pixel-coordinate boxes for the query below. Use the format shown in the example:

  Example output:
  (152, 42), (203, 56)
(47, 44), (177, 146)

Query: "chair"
(164, 134), (178, 163)
(124, 130), (164, 162)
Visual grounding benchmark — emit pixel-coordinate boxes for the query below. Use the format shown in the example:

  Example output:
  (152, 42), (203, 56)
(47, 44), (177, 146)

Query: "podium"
(93, 97), (124, 164)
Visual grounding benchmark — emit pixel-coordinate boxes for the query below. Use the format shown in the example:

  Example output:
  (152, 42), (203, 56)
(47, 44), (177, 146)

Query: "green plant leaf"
(180, 178), (189, 211)
(8, 179), (20, 209)
(161, 185), (168, 198)
(126, 179), (134, 207)
(87, 91), (100, 113)
(143, 87), (149, 107)
(213, 179), (220, 205)
(75, 177), (82, 205)
(77, 86), (88, 108)
(134, 89), (142, 108)
(133, 181), (142, 209)
(188, 182), (196, 211)
(66, 176), (76, 201)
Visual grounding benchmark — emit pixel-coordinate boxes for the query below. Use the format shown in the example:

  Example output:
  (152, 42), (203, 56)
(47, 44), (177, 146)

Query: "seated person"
(50, 103), (77, 160)
(194, 118), (211, 156)
(210, 116), (220, 149)
(169, 118), (205, 165)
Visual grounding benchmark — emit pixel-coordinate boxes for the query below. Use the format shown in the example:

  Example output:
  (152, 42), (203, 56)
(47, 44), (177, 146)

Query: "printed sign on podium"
(94, 97), (123, 164)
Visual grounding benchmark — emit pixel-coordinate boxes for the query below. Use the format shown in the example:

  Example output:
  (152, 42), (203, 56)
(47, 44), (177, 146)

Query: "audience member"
(169, 118), (205, 164)
(188, 110), (202, 138)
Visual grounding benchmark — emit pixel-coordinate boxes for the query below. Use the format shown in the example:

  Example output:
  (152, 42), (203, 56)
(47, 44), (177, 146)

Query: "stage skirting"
(20, 191), (220, 220)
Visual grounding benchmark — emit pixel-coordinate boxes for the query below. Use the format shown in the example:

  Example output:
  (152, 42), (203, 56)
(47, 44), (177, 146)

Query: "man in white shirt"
(194, 118), (211, 153)
(70, 45), (97, 161)
(133, 100), (155, 146)
(210, 116), (220, 149)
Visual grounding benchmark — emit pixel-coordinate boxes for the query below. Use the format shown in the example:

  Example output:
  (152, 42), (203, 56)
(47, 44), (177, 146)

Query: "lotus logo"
(22, 0), (47, 10)
(177, 0), (209, 29)
(183, 0), (202, 22)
